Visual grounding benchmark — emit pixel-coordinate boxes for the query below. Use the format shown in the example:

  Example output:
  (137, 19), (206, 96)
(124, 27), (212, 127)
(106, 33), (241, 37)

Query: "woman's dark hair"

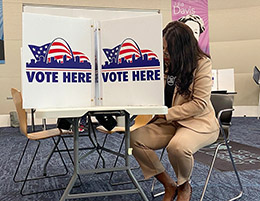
(163, 21), (210, 97)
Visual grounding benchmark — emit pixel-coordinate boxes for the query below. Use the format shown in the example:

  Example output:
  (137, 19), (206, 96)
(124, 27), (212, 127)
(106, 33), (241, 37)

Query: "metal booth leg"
(124, 112), (149, 201)
(59, 118), (80, 201)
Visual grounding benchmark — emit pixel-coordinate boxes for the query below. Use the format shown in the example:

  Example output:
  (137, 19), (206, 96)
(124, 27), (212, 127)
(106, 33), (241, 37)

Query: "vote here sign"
(22, 13), (95, 109)
(98, 14), (164, 106)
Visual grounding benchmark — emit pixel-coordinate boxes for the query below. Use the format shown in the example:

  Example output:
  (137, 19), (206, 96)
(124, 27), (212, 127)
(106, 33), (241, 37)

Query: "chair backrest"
(210, 93), (233, 125)
(131, 115), (153, 131)
(253, 66), (260, 85)
(11, 88), (28, 136)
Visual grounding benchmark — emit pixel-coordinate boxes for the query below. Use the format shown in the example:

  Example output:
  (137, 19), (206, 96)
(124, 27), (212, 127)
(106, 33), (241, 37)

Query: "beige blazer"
(165, 57), (219, 133)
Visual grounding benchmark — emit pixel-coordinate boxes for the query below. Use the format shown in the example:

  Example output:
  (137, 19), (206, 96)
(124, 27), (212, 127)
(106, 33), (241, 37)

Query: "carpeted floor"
(194, 140), (260, 171)
(0, 117), (259, 201)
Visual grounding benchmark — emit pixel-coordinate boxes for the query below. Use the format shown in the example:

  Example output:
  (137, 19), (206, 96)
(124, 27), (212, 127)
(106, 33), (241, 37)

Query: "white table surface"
(36, 105), (168, 119)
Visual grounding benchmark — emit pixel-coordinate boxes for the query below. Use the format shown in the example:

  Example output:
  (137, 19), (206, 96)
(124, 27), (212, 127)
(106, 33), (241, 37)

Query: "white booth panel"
(98, 14), (164, 106)
(22, 13), (95, 109)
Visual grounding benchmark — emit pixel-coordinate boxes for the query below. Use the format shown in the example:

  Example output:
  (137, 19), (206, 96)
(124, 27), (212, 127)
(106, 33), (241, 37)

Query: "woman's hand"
(156, 115), (166, 120)
(147, 115), (166, 124)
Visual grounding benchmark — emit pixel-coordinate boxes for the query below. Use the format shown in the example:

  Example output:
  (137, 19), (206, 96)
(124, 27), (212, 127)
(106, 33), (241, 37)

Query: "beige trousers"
(130, 118), (219, 186)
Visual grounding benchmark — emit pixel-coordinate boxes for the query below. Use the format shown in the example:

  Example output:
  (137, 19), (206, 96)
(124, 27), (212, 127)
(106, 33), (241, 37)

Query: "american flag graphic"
(118, 40), (141, 62)
(28, 43), (50, 62)
(29, 39), (89, 63)
(47, 41), (72, 63)
(140, 49), (158, 60)
(103, 44), (120, 63)
(103, 39), (158, 64)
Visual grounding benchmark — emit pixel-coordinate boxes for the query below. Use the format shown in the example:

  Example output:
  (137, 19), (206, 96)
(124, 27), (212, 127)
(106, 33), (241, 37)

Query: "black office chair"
(151, 94), (243, 201)
(253, 66), (260, 85)
(198, 94), (243, 201)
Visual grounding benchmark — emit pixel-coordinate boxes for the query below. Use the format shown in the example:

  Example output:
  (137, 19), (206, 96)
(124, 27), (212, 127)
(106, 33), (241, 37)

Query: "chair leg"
(42, 141), (57, 176)
(95, 133), (109, 168)
(15, 138), (68, 180)
(20, 141), (41, 195)
(88, 115), (106, 168)
(93, 132), (139, 185)
(108, 134), (126, 185)
(43, 136), (68, 176)
(220, 124), (243, 201)
(16, 138), (72, 195)
(50, 137), (69, 175)
(60, 136), (74, 164)
(13, 139), (30, 183)
(60, 136), (83, 186)
(223, 141), (243, 201)
(150, 148), (166, 198)
(200, 140), (243, 201)
(257, 88), (260, 119)
(95, 133), (141, 186)
(200, 143), (223, 201)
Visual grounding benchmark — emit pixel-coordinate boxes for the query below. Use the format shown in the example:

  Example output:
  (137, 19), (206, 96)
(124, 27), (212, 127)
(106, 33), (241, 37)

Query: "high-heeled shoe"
(189, 185), (192, 201)
(173, 188), (178, 200)
(155, 171), (178, 201)
(176, 181), (192, 201)
(164, 184), (178, 201)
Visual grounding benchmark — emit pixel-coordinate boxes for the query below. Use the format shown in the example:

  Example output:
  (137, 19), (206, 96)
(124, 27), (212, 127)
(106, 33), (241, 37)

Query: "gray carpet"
(194, 141), (260, 171)
(0, 117), (259, 201)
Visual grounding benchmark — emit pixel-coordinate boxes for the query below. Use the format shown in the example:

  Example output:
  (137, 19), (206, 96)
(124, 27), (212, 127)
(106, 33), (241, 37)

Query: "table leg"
(59, 111), (149, 201)
(59, 118), (79, 201)
(124, 112), (149, 201)
(31, 109), (35, 132)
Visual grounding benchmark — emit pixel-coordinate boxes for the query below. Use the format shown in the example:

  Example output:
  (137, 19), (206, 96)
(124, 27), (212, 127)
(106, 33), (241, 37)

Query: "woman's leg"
(166, 127), (219, 200)
(130, 118), (176, 179)
(130, 118), (177, 200)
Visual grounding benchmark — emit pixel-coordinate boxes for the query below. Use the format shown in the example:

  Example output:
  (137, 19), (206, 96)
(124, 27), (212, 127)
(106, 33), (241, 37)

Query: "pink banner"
(171, 0), (209, 54)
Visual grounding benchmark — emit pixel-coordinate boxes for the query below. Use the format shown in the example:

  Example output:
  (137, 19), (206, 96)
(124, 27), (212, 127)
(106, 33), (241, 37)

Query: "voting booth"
(22, 6), (164, 108)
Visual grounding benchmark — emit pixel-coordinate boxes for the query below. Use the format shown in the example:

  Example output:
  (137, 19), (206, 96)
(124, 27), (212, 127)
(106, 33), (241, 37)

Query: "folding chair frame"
(13, 135), (82, 195)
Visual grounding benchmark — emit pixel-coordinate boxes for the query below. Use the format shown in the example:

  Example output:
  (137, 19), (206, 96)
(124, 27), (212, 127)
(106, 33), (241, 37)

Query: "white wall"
(1, 0), (260, 127)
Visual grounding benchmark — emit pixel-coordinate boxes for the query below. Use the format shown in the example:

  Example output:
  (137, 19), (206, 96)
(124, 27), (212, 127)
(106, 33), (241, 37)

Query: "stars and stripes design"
(28, 43), (50, 62)
(118, 41), (141, 62)
(72, 51), (90, 63)
(103, 39), (158, 64)
(28, 39), (89, 64)
(140, 49), (158, 60)
(47, 41), (72, 63)
(103, 44), (120, 63)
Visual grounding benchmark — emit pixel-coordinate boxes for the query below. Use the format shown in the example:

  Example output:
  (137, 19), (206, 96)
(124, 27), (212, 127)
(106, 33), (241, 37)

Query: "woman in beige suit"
(130, 21), (219, 201)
